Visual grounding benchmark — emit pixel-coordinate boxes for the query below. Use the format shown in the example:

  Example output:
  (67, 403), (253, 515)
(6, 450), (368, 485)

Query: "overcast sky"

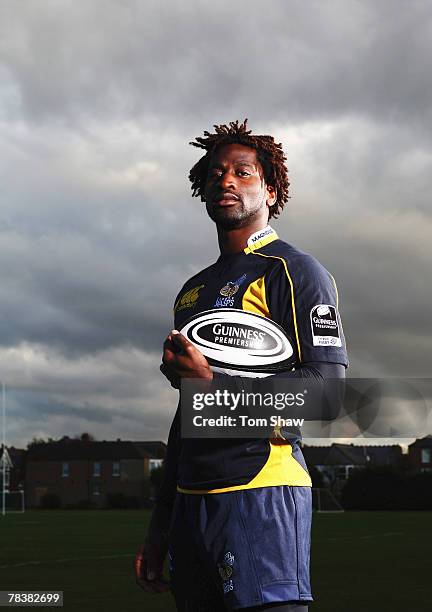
(0, 0), (431, 448)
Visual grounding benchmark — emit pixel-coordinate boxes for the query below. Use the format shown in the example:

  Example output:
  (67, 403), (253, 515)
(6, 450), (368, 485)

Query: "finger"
(134, 545), (145, 579)
(145, 551), (170, 593)
(134, 545), (170, 594)
(136, 576), (171, 594)
(163, 340), (179, 362)
(171, 330), (194, 353)
(162, 344), (181, 366)
(164, 332), (185, 356)
(163, 334), (176, 352)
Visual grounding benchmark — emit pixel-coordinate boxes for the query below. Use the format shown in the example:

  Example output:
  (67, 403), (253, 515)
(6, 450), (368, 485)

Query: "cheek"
(248, 182), (266, 200)
(204, 184), (217, 203)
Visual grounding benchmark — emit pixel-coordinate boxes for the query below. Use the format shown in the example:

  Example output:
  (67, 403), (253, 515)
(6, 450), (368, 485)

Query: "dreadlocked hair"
(188, 119), (289, 219)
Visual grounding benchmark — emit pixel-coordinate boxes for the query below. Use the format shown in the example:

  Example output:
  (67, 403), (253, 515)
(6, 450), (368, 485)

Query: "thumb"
(171, 330), (193, 352)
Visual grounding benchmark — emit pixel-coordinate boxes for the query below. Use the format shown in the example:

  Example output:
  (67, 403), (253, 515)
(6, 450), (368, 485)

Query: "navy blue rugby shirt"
(161, 226), (348, 498)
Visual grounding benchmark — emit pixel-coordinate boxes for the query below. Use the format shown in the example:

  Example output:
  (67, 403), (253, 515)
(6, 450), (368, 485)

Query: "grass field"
(1, 510), (431, 611)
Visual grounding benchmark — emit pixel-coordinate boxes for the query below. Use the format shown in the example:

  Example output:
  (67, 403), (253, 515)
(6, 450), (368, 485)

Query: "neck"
(217, 220), (269, 255)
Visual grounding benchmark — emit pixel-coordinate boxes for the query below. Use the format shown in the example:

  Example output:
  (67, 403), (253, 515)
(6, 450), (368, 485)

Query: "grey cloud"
(0, 1), (431, 132)
(2, 346), (178, 446)
(7, 387), (177, 448)
(0, 0), (431, 445)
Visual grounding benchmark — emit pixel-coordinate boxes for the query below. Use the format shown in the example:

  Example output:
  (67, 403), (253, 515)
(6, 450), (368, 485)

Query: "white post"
(2, 382), (5, 516)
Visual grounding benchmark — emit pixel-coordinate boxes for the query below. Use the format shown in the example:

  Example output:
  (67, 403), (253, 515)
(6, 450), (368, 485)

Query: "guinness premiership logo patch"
(310, 304), (341, 347)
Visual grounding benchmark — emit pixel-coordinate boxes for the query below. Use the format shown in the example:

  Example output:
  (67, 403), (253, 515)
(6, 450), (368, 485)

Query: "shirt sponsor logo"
(250, 226), (273, 243)
(175, 284), (204, 312)
(310, 304), (342, 347)
(179, 308), (295, 374)
(215, 274), (247, 308)
(212, 323), (266, 348)
(246, 225), (278, 250)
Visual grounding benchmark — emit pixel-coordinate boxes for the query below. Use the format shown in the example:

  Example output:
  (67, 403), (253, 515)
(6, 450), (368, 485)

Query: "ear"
(266, 184), (277, 209)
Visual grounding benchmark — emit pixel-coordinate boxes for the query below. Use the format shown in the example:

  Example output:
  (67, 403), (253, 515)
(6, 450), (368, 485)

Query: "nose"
(219, 170), (237, 190)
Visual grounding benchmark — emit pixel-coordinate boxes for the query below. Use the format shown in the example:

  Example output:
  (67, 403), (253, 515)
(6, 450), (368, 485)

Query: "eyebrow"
(209, 159), (257, 168)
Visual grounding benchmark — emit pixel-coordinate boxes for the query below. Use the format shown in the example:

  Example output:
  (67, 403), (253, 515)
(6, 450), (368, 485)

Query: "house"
(408, 435), (432, 472)
(302, 442), (403, 490)
(0, 445), (25, 491)
(25, 437), (166, 508)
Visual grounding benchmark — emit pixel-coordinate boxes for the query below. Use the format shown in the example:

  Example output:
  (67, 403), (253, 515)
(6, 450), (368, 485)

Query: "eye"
(209, 169), (223, 178)
(237, 170), (251, 177)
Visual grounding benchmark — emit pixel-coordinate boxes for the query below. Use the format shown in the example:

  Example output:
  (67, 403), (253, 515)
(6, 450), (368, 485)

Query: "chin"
(210, 210), (262, 231)
(211, 212), (247, 230)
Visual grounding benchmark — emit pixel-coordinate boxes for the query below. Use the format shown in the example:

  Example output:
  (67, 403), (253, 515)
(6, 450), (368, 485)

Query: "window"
(92, 482), (101, 496)
(2, 469), (10, 490)
(149, 459), (163, 472)
(93, 462), (101, 477)
(112, 461), (120, 477)
(336, 465), (355, 481)
(61, 462), (69, 478)
(421, 449), (431, 464)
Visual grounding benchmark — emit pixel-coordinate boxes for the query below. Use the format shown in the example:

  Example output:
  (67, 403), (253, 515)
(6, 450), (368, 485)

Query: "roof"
(326, 444), (369, 466)
(27, 439), (166, 461)
(301, 445), (329, 465)
(0, 447), (13, 469)
(1, 446), (26, 469)
(409, 435), (432, 449)
(366, 445), (402, 465)
(302, 443), (402, 467)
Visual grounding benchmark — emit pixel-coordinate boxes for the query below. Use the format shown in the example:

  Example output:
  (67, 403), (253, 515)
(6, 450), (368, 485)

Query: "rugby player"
(135, 120), (348, 610)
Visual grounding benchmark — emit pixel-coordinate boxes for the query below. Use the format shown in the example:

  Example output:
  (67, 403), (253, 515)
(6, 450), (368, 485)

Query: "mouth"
(213, 193), (239, 206)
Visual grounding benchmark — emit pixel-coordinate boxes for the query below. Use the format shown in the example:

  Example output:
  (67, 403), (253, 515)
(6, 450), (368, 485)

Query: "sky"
(0, 0), (431, 448)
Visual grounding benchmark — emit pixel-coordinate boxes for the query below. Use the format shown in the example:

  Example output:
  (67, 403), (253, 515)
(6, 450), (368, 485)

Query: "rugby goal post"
(1, 383), (25, 514)
(2, 490), (25, 513)
(312, 487), (344, 513)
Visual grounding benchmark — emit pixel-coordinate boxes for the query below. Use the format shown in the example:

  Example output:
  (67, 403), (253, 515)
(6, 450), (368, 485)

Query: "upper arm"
(265, 255), (349, 367)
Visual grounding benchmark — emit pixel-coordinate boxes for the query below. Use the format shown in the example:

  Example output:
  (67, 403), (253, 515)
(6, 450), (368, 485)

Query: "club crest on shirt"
(215, 274), (247, 308)
(218, 551), (235, 593)
(218, 564), (233, 581)
(175, 284), (204, 312)
(224, 552), (235, 566)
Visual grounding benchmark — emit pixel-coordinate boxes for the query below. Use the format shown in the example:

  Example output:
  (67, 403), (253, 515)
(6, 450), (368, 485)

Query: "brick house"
(408, 435), (432, 472)
(302, 442), (403, 490)
(0, 445), (25, 491)
(25, 437), (166, 508)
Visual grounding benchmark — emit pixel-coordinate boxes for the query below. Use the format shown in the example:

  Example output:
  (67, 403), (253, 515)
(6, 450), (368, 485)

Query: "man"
(135, 120), (348, 611)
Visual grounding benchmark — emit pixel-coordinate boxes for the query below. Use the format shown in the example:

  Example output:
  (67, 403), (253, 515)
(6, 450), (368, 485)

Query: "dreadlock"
(189, 119), (289, 219)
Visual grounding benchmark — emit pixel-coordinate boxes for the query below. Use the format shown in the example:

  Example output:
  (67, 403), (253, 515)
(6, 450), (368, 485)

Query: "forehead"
(209, 143), (259, 166)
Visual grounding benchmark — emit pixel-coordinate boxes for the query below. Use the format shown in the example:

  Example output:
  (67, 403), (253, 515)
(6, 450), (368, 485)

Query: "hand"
(160, 330), (213, 388)
(134, 542), (170, 594)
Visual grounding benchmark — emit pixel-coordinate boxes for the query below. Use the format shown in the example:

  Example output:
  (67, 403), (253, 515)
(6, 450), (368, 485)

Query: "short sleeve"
(295, 256), (348, 366)
(265, 254), (349, 367)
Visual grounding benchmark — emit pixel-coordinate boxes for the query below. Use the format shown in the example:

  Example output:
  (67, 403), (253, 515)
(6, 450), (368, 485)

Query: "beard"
(205, 198), (265, 230)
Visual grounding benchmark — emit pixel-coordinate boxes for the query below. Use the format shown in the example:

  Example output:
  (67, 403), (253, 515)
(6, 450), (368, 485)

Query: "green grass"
(0, 510), (431, 611)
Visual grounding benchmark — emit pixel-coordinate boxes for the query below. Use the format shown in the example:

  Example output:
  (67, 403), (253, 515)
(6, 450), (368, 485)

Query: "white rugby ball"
(179, 308), (295, 376)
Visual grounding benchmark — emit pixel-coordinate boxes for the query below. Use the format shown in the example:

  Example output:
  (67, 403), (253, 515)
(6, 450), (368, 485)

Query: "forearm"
(150, 406), (181, 533)
(212, 361), (346, 421)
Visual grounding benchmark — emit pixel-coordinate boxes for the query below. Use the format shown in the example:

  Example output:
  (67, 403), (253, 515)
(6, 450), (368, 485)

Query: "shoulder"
(257, 239), (335, 289)
(177, 263), (213, 293)
(173, 261), (214, 310)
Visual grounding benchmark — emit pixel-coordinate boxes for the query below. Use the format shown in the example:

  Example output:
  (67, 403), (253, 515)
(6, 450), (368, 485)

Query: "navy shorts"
(169, 486), (313, 610)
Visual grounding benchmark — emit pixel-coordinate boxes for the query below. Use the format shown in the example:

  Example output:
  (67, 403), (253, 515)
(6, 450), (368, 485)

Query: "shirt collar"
(244, 225), (278, 254)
